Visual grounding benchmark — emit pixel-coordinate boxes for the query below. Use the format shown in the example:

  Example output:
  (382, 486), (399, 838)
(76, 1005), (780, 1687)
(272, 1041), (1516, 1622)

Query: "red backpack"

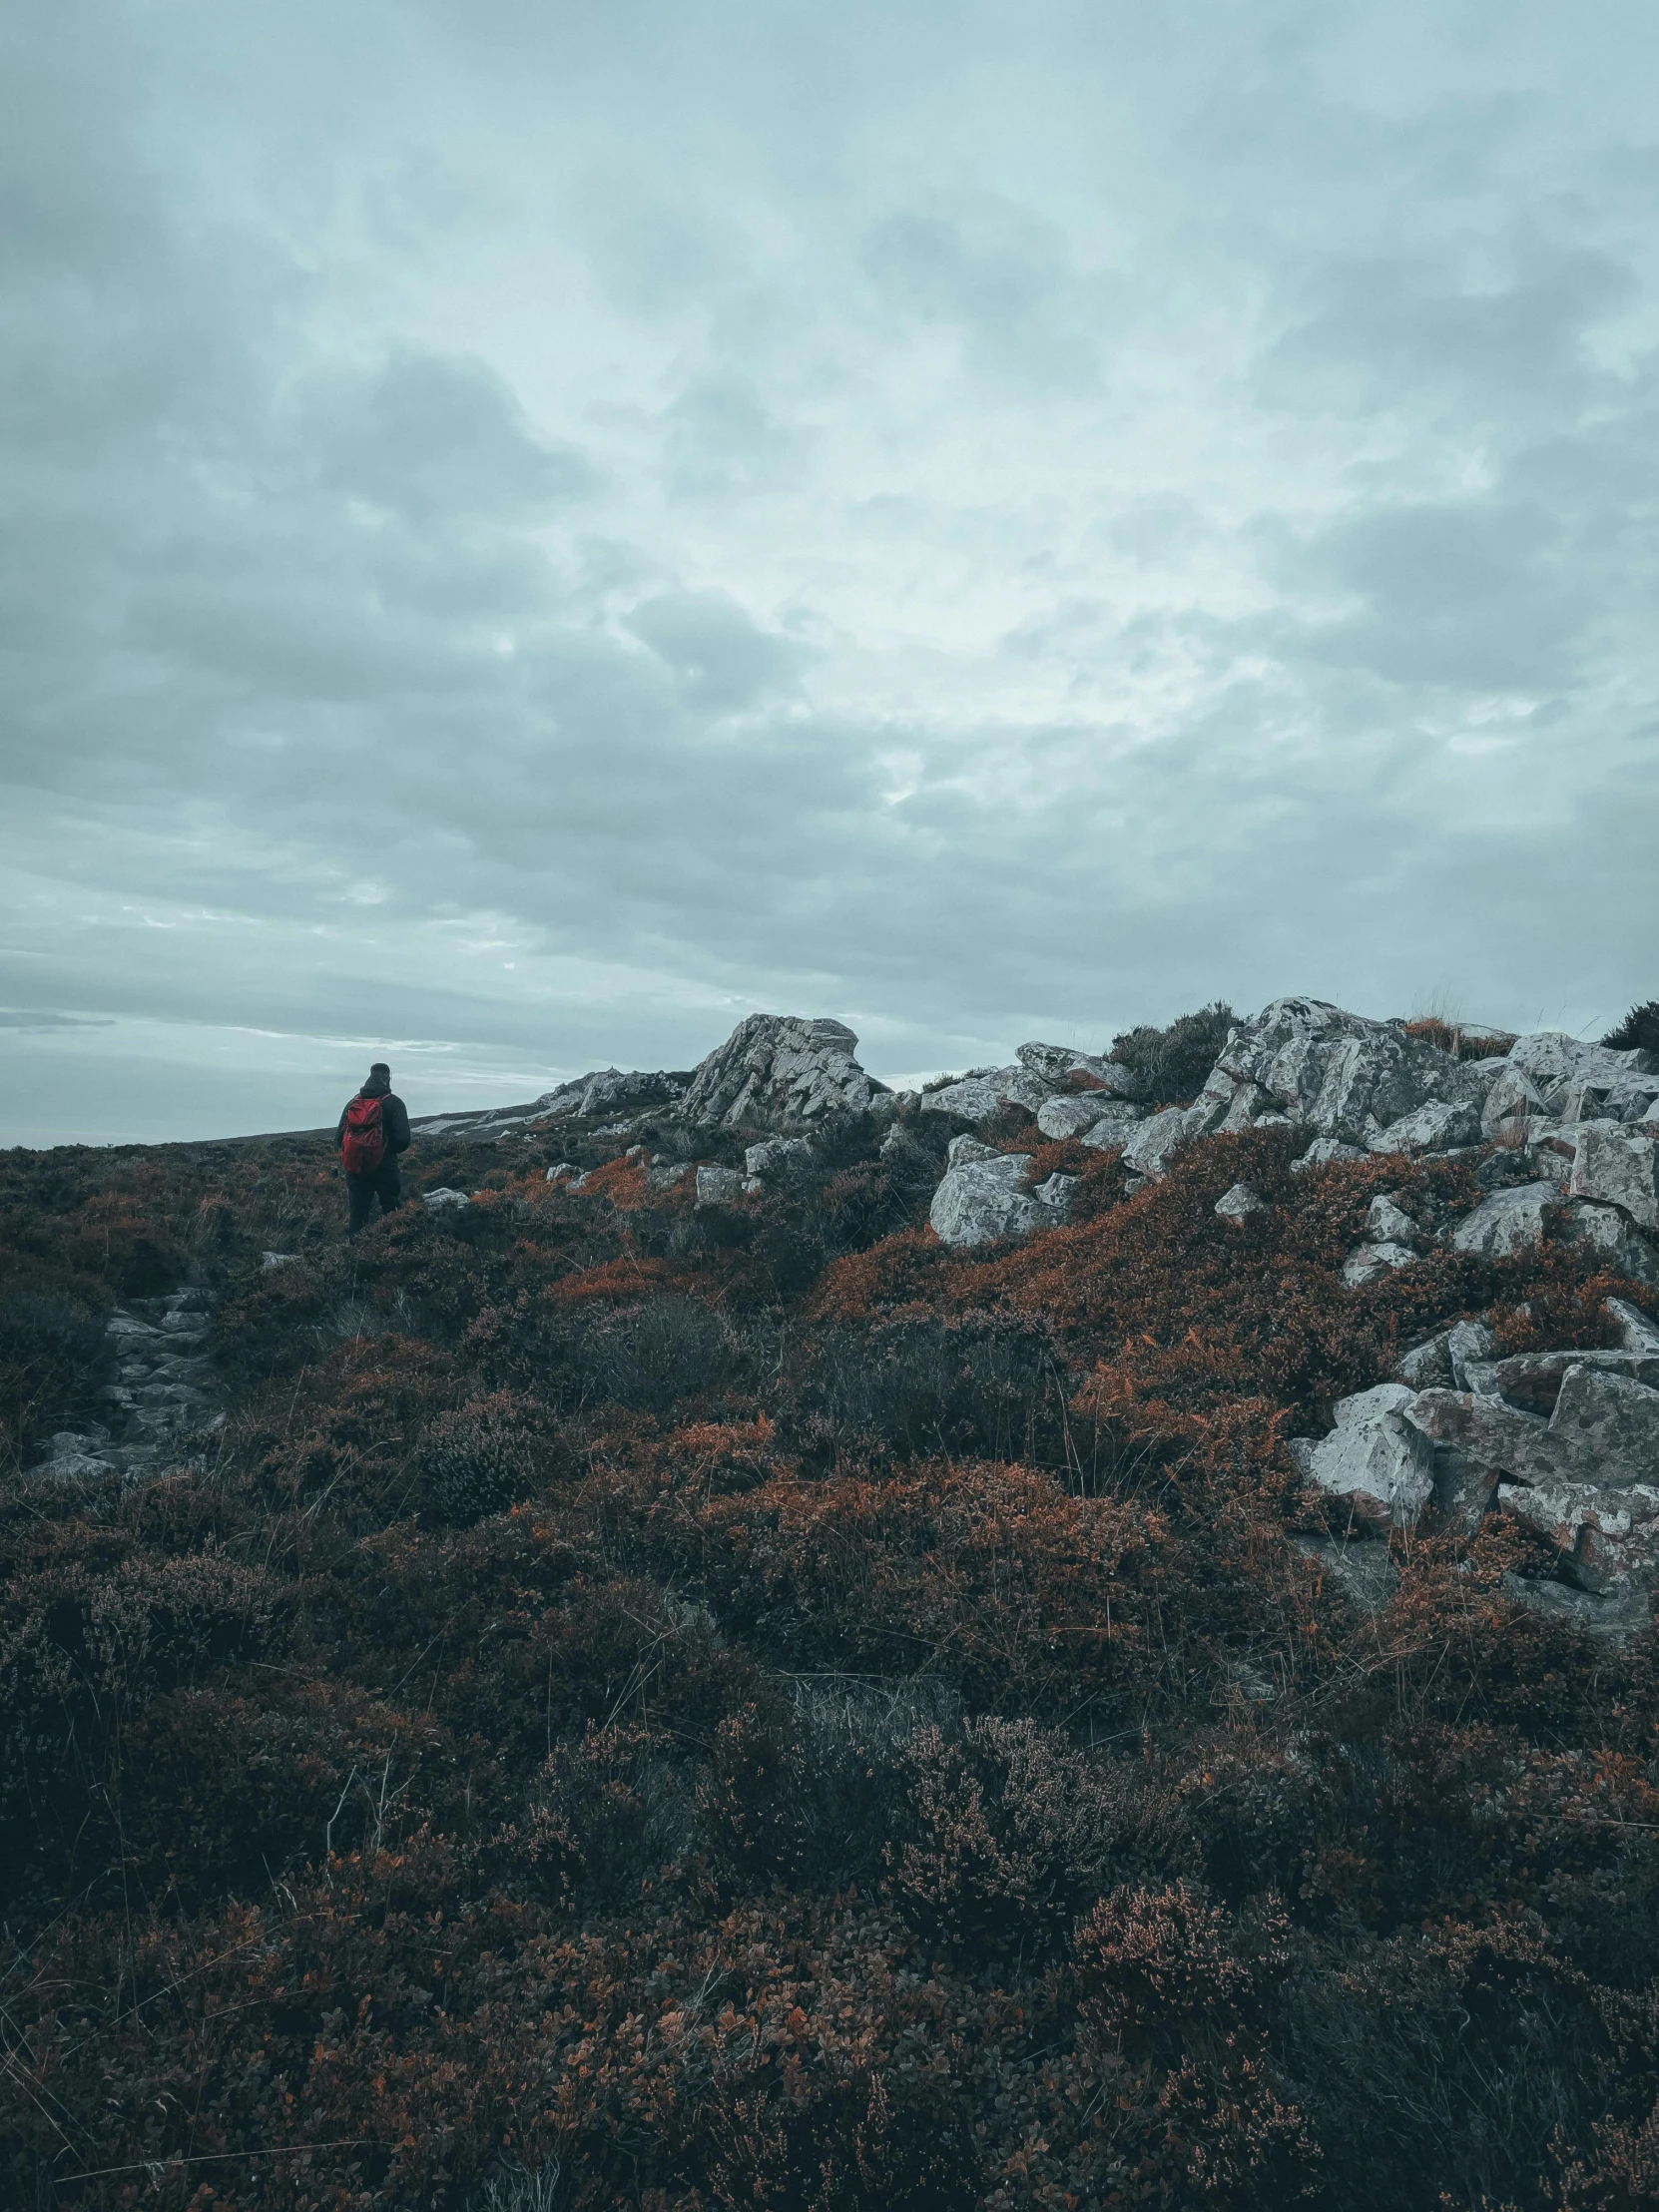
(341, 1094), (386, 1174)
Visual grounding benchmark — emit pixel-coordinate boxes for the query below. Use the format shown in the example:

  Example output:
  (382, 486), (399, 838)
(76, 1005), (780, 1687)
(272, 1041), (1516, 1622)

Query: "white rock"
(929, 1149), (1065, 1248)
(1450, 1182), (1560, 1258)
(1447, 1319), (1496, 1388)
(744, 1136), (814, 1180)
(1370, 1099), (1482, 1156)
(1033, 1172), (1080, 1213)
(1608, 1297), (1659, 1353)
(1016, 1042), (1138, 1095)
(1480, 1063), (1547, 1132)
(1079, 1104), (1146, 1149)
(947, 1132), (1003, 1166)
(1366, 1195), (1418, 1244)
(645, 1161), (693, 1193)
(1396, 1333), (1453, 1388)
(1288, 1382), (1436, 1526)
(695, 1164), (748, 1205)
(423, 1187), (471, 1211)
(1291, 1137), (1369, 1173)
(1563, 1200), (1659, 1285)
(1507, 1031), (1659, 1120)
(1037, 1091), (1139, 1141)
(261, 1251), (298, 1270)
(1121, 1106), (1201, 1181)
(919, 1066), (1055, 1126)
(1569, 1126), (1659, 1230)
(1215, 1181), (1268, 1219)
(1342, 1241), (1417, 1287)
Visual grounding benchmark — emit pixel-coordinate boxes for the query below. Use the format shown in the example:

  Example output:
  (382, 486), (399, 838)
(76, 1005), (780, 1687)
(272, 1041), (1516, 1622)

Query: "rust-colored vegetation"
(1, 1097), (1657, 2210)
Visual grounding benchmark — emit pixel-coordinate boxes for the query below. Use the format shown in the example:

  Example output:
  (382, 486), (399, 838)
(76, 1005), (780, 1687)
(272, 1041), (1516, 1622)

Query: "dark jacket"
(336, 1079), (411, 1157)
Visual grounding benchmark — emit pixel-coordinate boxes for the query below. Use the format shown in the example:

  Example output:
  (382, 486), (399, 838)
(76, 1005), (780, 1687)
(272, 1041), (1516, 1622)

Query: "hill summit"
(2, 990), (1658, 2209)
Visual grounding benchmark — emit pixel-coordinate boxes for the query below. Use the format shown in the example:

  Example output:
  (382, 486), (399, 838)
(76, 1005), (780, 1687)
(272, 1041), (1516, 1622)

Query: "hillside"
(4, 996), (1659, 2211)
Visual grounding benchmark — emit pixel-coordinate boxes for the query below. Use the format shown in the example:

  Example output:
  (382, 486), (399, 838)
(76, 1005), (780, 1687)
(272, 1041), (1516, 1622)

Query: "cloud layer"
(3, 0), (1657, 1142)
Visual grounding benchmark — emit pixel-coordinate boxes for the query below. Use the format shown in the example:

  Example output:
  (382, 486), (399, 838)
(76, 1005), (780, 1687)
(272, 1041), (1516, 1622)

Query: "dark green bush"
(1602, 999), (1659, 1053)
(1110, 999), (1238, 1104)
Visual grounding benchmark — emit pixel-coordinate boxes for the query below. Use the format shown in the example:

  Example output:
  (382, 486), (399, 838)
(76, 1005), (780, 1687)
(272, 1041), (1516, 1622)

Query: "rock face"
(928, 1135), (1075, 1249)
(1507, 1033), (1659, 1123)
(1201, 998), (1498, 1145)
(680, 1016), (889, 1128)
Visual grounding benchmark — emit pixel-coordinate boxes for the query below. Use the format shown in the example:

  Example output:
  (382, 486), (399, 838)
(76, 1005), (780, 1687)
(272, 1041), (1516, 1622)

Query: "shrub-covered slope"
(3, 1066), (1659, 2211)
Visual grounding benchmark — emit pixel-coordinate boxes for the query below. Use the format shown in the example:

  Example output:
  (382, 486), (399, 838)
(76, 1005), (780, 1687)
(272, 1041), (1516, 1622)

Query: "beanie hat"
(369, 1061), (390, 1077)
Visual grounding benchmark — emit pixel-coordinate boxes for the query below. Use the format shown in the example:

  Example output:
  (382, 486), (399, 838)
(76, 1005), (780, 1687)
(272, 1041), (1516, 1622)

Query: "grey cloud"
(623, 590), (807, 712)
(303, 350), (596, 521)
(1287, 500), (1590, 692)
(860, 202), (1101, 389)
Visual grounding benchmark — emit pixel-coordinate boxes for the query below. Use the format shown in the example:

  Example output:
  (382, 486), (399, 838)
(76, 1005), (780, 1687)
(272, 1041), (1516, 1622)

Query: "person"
(335, 1061), (412, 1235)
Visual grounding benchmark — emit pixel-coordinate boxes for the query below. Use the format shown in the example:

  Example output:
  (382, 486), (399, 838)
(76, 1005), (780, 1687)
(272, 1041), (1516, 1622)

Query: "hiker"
(336, 1061), (412, 1235)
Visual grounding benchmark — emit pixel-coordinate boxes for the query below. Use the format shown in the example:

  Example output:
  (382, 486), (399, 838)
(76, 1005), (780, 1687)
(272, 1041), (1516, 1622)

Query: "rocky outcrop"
(928, 1135), (1076, 1249)
(1195, 997), (1499, 1145)
(1293, 1298), (1659, 1632)
(919, 1066), (1055, 1126)
(680, 1016), (889, 1128)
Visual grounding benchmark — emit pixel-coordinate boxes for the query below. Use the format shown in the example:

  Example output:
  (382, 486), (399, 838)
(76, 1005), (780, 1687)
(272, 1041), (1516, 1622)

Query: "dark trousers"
(345, 1157), (403, 1235)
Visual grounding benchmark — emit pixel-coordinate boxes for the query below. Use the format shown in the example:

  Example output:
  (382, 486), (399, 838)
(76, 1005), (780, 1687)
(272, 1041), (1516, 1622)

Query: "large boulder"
(1287, 1382), (1437, 1527)
(1121, 1105), (1204, 1181)
(1369, 1100), (1481, 1156)
(1562, 1199), (1659, 1286)
(928, 1135), (1074, 1248)
(680, 1016), (888, 1128)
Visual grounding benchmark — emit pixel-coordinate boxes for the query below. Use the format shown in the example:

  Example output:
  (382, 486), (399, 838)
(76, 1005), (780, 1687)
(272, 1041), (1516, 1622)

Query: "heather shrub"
(575, 1291), (747, 1412)
(1109, 1000), (1237, 1105)
(793, 1310), (1062, 1462)
(516, 1719), (690, 1904)
(412, 1391), (545, 1523)
(890, 1718), (1126, 1954)
(0, 1292), (107, 1467)
(1602, 999), (1659, 1053)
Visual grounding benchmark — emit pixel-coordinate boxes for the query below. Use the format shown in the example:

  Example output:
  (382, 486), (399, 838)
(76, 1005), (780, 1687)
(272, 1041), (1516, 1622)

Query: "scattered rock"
(1447, 1319), (1496, 1388)
(1501, 1572), (1652, 1638)
(1037, 1092), (1141, 1141)
(261, 1251), (298, 1270)
(681, 1016), (888, 1128)
(1292, 1532), (1399, 1614)
(1016, 1042), (1138, 1094)
(1215, 1181), (1268, 1219)
(1396, 1331), (1454, 1388)
(545, 1162), (582, 1183)
(1480, 1064), (1547, 1130)
(1207, 997), (1497, 1144)
(1292, 1137), (1368, 1173)
(696, 1164), (748, 1205)
(1449, 1182), (1560, 1258)
(1288, 1382), (1437, 1527)
(1342, 1241), (1417, 1287)
(423, 1187), (471, 1212)
(645, 1161), (693, 1193)
(1370, 1100), (1481, 1156)
(1366, 1194), (1418, 1244)
(745, 1136), (814, 1180)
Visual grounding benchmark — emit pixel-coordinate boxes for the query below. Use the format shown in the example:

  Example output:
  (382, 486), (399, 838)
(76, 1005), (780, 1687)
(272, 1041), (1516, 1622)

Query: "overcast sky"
(3, 1), (1656, 1144)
